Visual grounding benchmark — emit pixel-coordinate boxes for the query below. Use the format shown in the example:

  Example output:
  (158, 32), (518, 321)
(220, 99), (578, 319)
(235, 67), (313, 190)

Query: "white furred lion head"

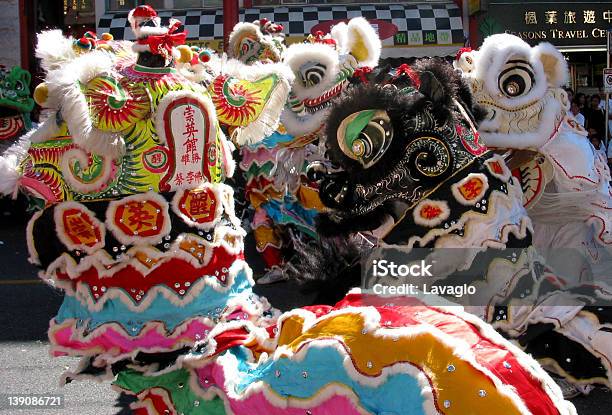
(459, 33), (569, 150)
(280, 17), (381, 138)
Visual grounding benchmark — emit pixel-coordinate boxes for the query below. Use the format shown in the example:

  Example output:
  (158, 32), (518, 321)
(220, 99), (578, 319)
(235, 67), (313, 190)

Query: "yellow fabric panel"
(253, 226), (281, 250)
(297, 185), (325, 210)
(277, 312), (523, 415)
(276, 315), (306, 347)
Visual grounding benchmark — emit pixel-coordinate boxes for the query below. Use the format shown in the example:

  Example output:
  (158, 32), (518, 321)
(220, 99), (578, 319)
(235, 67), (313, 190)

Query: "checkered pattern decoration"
(97, 2), (464, 57)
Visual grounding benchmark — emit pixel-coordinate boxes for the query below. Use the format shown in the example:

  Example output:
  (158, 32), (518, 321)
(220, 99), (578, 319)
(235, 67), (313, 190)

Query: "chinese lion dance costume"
(0, 6), (583, 413)
(456, 33), (612, 282)
(297, 50), (612, 396)
(0, 65), (34, 150)
(0, 65), (34, 196)
(111, 52), (574, 414)
(230, 18), (383, 282)
(0, 4), (291, 378)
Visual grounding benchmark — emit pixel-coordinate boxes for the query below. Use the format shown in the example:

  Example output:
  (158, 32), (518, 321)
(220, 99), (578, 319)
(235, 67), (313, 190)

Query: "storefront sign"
(310, 19), (398, 41)
(604, 68), (612, 94)
(479, 2), (612, 47)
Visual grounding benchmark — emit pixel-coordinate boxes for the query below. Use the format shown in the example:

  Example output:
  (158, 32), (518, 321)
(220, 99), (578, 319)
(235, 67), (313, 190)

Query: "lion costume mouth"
(301, 81), (347, 112)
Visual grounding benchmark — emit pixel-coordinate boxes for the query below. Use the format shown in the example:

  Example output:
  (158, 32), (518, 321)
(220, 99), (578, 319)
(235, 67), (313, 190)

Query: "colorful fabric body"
(458, 34), (612, 282)
(456, 34), (612, 389)
(240, 130), (323, 269)
(114, 293), (575, 415)
(232, 17), (383, 272)
(110, 58), (575, 414)
(1, 13), (291, 380)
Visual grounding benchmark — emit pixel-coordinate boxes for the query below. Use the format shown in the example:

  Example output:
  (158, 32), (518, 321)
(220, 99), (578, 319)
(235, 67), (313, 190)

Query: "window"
(174, 0), (223, 8)
(252, 0), (431, 5)
(107, 0), (137, 10)
(108, 0), (221, 11)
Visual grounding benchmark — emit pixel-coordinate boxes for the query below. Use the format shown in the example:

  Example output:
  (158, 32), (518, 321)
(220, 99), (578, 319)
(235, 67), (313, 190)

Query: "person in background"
(576, 92), (587, 113)
(589, 134), (607, 158)
(586, 94), (605, 141)
(570, 99), (585, 127)
(600, 91), (612, 141)
(565, 87), (574, 106)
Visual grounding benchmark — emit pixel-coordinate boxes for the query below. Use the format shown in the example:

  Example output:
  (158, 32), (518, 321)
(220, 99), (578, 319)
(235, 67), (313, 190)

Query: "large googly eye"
(337, 109), (393, 169)
(14, 81), (24, 91)
(299, 63), (327, 87)
(239, 38), (257, 56)
(498, 60), (534, 98)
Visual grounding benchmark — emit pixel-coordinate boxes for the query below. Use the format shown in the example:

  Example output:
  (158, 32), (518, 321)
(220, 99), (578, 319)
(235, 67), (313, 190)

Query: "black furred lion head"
(312, 58), (487, 239)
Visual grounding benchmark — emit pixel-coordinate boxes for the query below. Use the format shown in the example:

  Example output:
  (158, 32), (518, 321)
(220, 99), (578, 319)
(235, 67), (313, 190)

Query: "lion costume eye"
(498, 60), (534, 98)
(299, 63), (327, 87)
(337, 109), (393, 169)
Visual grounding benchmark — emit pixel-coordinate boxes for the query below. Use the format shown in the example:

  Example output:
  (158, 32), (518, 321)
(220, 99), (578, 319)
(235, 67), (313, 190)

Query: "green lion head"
(0, 66), (34, 113)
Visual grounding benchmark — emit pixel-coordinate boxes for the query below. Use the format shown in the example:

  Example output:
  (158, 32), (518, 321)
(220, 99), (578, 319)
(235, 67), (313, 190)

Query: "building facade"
(469, 0), (612, 94)
(94, 0), (467, 59)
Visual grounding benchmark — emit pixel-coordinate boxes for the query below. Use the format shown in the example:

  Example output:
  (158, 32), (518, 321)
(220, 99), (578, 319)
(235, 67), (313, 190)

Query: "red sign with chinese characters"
(114, 199), (166, 238)
(159, 94), (214, 192)
(62, 208), (102, 248)
(310, 19), (398, 40)
(457, 176), (486, 201)
(177, 188), (218, 225)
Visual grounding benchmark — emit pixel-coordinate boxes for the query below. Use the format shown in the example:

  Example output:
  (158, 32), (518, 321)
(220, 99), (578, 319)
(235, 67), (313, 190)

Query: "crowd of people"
(566, 88), (612, 164)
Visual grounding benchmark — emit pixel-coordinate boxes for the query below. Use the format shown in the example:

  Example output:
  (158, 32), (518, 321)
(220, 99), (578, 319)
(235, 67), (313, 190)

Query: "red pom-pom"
(455, 47), (472, 62)
(353, 67), (373, 84)
(199, 50), (212, 63)
(131, 5), (157, 19)
(395, 64), (421, 89)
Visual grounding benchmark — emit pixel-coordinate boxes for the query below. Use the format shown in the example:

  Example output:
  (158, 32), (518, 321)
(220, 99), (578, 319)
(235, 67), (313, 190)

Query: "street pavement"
(0, 198), (610, 414)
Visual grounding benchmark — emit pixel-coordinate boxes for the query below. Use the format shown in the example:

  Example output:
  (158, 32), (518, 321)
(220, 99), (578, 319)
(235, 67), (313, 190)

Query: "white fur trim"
(132, 24), (167, 39)
(0, 130), (31, 196)
(346, 17), (382, 68)
(280, 105), (327, 138)
(44, 51), (125, 158)
(330, 22), (348, 52)
(533, 42), (569, 87)
(131, 43), (152, 53)
(26, 210), (43, 266)
(28, 115), (60, 143)
(35, 30), (77, 73)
